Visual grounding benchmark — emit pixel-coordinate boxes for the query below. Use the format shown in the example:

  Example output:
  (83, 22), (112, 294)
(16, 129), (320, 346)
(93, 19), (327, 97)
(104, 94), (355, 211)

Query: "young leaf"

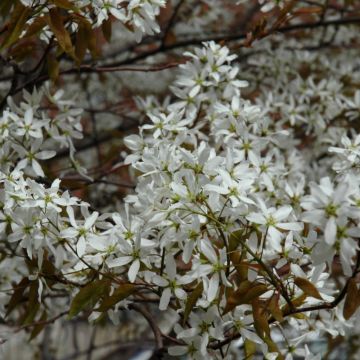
(68, 279), (110, 319)
(6, 277), (30, 317)
(102, 17), (112, 43)
(252, 299), (284, 359)
(75, 24), (87, 65)
(49, 0), (79, 11)
(24, 15), (48, 38)
(30, 311), (47, 341)
(48, 8), (74, 57)
(224, 282), (268, 314)
(0, 4), (31, 50)
(97, 284), (136, 312)
(252, 298), (270, 339)
(268, 295), (284, 322)
(343, 278), (360, 320)
(183, 281), (203, 325)
(244, 339), (256, 360)
(47, 53), (60, 82)
(0, 0), (13, 18)
(294, 277), (323, 300)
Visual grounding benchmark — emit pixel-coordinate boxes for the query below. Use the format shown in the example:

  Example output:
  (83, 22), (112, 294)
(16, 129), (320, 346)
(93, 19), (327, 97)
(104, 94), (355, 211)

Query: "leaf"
(6, 277), (30, 317)
(224, 282), (268, 314)
(75, 24), (87, 65)
(84, 23), (100, 59)
(294, 277), (322, 300)
(30, 311), (47, 341)
(47, 8), (74, 57)
(343, 278), (360, 320)
(252, 299), (284, 359)
(0, 0), (13, 18)
(244, 339), (256, 360)
(252, 298), (270, 339)
(68, 279), (110, 319)
(101, 17), (112, 42)
(0, 4), (31, 50)
(229, 230), (245, 251)
(282, 293), (307, 315)
(22, 281), (40, 325)
(97, 284), (136, 312)
(9, 39), (36, 62)
(74, 20), (100, 62)
(47, 53), (60, 82)
(183, 281), (203, 325)
(268, 294), (284, 322)
(49, 0), (79, 11)
(229, 250), (248, 282)
(24, 15), (48, 38)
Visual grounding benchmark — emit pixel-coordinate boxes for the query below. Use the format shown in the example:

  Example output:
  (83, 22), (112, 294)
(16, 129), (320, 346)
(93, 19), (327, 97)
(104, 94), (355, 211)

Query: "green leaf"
(97, 284), (136, 312)
(68, 279), (110, 319)
(183, 281), (203, 325)
(294, 277), (322, 300)
(244, 339), (256, 360)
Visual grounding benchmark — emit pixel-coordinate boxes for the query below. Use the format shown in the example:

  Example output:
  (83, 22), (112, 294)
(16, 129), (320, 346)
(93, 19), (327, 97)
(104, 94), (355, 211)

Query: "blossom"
(152, 255), (191, 310)
(247, 199), (303, 251)
(106, 232), (154, 283)
(61, 207), (99, 257)
(301, 178), (350, 246)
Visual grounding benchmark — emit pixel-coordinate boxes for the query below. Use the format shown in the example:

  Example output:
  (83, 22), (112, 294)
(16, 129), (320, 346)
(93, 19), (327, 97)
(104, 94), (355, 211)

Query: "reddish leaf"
(343, 278), (360, 320)
(294, 277), (322, 300)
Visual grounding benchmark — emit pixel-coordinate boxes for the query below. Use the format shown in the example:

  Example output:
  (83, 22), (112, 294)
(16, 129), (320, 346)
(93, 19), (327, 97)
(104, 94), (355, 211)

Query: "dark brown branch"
(129, 304), (164, 354)
(13, 310), (68, 334)
(116, 16), (360, 66)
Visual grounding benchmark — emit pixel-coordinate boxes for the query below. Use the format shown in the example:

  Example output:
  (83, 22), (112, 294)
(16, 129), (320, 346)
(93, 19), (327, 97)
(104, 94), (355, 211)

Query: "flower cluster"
(19, 0), (167, 43)
(91, 0), (166, 40)
(0, 88), (84, 178)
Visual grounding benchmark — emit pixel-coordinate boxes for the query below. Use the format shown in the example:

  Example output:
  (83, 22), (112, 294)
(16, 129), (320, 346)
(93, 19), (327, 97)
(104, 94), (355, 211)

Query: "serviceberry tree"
(0, 1), (360, 359)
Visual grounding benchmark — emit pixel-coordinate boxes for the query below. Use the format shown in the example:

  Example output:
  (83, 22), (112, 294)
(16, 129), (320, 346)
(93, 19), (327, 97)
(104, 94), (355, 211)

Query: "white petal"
(159, 288), (172, 311)
(77, 236), (86, 257)
(128, 259), (140, 283)
(277, 222), (303, 231)
(207, 273), (219, 302)
(324, 217), (337, 246)
(84, 211), (99, 229)
(32, 159), (44, 177)
(107, 256), (133, 268)
(273, 206), (292, 221)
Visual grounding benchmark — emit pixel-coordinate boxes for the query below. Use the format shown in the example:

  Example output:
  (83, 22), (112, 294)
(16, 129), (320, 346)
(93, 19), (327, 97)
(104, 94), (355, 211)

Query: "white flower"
(61, 207), (99, 257)
(247, 198), (303, 251)
(152, 255), (191, 310)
